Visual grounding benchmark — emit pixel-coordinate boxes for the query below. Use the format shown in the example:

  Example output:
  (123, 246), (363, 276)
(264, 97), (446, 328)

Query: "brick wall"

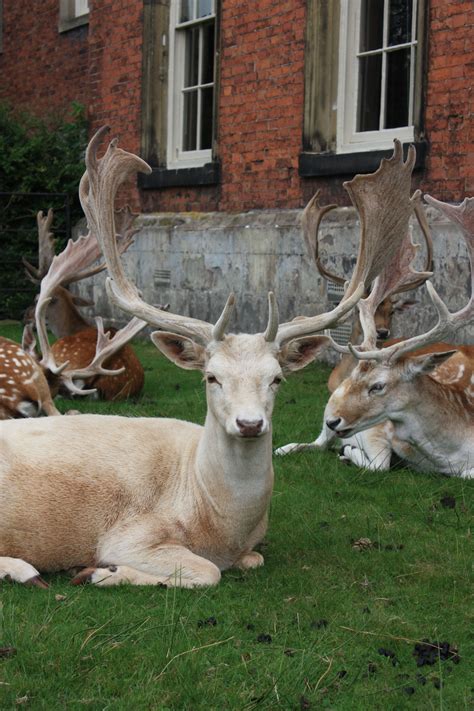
(1, 0), (472, 212)
(0, 1), (89, 118)
(422, 0), (474, 201)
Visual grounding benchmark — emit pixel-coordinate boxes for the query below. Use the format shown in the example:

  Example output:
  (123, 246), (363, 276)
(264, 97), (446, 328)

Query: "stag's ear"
(402, 350), (458, 379)
(278, 335), (330, 372)
(151, 331), (206, 371)
(72, 295), (94, 308)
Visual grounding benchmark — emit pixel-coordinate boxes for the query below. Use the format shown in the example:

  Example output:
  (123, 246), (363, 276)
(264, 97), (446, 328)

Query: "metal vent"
(326, 282), (352, 345)
(154, 269), (171, 286)
(327, 281), (346, 302)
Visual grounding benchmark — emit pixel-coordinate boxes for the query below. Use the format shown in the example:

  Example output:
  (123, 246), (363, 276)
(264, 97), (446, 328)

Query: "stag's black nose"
(377, 328), (390, 340)
(326, 417), (342, 431)
(236, 418), (264, 437)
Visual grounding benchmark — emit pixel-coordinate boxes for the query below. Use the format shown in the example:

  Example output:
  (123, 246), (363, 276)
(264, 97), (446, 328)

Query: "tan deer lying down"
(24, 208), (145, 400)
(324, 195), (474, 478)
(0, 127), (419, 590)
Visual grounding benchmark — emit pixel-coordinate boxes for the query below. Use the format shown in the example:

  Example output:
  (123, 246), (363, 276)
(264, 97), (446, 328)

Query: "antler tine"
(212, 293), (236, 341)
(302, 190), (343, 284)
(263, 291), (279, 342)
(23, 208), (57, 283)
(66, 207), (140, 285)
(343, 139), (418, 299)
(350, 194), (474, 363)
(275, 281), (365, 346)
(81, 127), (230, 346)
(392, 192), (434, 295)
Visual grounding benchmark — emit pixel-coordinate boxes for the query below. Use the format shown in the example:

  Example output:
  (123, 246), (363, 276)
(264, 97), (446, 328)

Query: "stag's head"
(152, 323), (329, 438)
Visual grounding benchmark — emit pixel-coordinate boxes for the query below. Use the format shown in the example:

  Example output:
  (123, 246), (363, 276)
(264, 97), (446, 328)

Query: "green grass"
(1, 323), (473, 710)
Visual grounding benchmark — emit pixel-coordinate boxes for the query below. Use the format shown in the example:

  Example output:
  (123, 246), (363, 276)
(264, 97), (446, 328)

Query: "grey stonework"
(74, 207), (473, 364)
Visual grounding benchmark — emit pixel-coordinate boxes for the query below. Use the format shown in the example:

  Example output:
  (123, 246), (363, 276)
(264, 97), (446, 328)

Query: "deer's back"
(51, 327), (144, 400)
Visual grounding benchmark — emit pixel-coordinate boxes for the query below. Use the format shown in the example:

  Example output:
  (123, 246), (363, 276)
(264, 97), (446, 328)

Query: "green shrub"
(0, 102), (88, 320)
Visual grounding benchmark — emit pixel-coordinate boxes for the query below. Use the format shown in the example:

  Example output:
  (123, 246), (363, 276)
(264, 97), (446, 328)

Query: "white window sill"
(58, 13), (89, 33)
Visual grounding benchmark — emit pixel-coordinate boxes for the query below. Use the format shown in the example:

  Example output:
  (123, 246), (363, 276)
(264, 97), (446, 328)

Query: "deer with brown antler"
(23, 206), (146, 400)
(301, 171), (433, 393)
(323, 193), (474, 478)
(0, 125), (394, 589)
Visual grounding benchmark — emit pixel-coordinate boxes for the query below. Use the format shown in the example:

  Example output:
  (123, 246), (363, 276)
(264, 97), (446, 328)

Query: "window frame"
(337, 0), (418, 154)
(166, 1), (216, 170)
(58, 0), (89, 33)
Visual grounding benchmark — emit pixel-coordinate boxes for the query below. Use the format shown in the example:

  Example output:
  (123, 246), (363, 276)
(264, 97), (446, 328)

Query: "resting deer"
(0, 127), (415, 590)
(0, 332), (61, 418)
(324, 194), (474, 478)
(23, 208), (145, 400)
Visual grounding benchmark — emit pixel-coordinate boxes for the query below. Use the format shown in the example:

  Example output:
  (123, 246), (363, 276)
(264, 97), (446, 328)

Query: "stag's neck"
(195, 411), (273, 520)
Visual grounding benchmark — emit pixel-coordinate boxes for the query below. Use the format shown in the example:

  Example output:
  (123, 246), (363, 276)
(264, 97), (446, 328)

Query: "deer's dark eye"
(272, 376), (282, 386)
(368, 382), (386, 395)
(206, 374), (220, 385)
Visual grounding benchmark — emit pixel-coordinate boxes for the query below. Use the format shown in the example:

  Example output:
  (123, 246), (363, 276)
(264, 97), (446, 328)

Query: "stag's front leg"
(73, 542), (221, 588)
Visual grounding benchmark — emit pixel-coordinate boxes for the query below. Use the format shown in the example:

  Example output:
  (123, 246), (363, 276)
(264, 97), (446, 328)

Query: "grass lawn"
(0, 322), (473, 710)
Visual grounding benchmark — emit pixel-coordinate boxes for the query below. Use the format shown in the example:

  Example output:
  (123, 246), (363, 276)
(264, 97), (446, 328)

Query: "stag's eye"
(271, 376), (283, 386)
(368, 382), (386, 395)
(206, 374), (221, 386)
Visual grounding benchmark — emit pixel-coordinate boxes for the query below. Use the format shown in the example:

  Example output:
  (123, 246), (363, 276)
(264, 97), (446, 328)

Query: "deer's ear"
(72, 295), (94, 308)
(278, 335), (330, 372)
(403, 350), (458, 379)
(150, 331), (206, 371)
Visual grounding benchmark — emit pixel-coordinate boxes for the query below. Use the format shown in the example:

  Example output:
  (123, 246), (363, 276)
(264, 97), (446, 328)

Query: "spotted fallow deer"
(0, 333), (61, 418)
(324, 194), (474, 478)
(0, 125), (419, 590)
(23, 207), (145, 400)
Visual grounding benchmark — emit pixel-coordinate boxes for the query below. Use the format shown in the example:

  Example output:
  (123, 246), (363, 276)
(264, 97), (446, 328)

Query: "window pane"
(183, 91), (198, 150)
(200, 87), (214, 149)
(201, 22), (215, 84)
(184, 27), (199, 88)
(197, 0), (213, 18)
(385, 48), (411, 128)
(388, 0), (413, 46)
(357, 54), (382, 132)
(74, 0), (89, 17)
(180, 0), (193, 23)
(360, 0), (383, 52)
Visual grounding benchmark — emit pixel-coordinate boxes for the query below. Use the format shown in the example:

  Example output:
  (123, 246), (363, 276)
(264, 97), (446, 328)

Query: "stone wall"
(74, 207), (473, 361)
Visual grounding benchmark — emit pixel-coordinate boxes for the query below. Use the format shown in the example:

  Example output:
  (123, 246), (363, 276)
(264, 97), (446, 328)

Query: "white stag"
(0, 127), (374, 589)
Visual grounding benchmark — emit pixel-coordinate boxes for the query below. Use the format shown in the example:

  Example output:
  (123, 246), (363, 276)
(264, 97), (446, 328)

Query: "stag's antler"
(306, 144), (433, 302)
(349, 195), (474, 362)
(80, 126), (239, 346)
(23, 209), (57, 283)
(59, 317), (147, 395)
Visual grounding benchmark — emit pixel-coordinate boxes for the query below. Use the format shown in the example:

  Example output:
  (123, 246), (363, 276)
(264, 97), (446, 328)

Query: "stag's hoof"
(235, 551), (264, 570)
(24, 575), (49, 589)
(70, 567), (96, 585)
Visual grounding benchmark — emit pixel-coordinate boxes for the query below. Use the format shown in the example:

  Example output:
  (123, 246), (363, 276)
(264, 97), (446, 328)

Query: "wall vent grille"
(154, 269), (171, 286)
(326, 282), (352, 344)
